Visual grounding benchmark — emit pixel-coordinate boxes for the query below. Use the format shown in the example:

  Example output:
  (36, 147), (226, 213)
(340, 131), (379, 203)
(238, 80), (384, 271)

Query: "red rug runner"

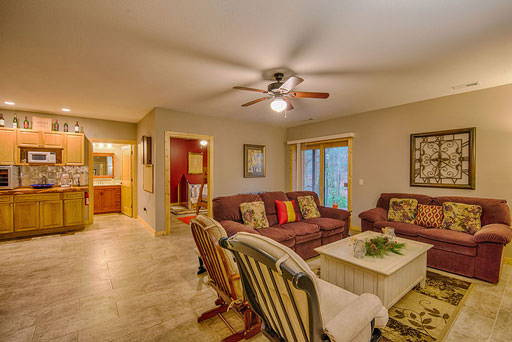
(177, 215), (196, 225)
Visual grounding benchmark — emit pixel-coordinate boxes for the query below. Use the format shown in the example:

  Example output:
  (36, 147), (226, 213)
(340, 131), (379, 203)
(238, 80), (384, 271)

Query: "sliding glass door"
(300, 140), (351, 210)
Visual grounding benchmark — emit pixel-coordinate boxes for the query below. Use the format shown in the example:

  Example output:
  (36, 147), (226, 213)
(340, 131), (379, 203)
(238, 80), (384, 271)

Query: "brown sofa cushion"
(257, 226), (296, 244)
(474, 224), (512, 244)
(281, 221), (320, 236)
(417, 228), (477, 247)
(213, 194), (262, 222)
(359, 208), (387, 223)
(220, 220), (259, 237)
(374, 220), (424, 237)
(258, 191), (289, 226)
(433, 196), (511, 226)
(377, 193), (432, 210)
(303, 217), (345, 231)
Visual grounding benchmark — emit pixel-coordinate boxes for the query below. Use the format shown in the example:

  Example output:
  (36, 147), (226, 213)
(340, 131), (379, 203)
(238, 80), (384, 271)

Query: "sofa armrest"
(324, 293), (387, 342)
(474, 224), (512, 244)
(220, 220), (259, 237)
(319, 206), (350, 221)
(359, 208), (387, 223)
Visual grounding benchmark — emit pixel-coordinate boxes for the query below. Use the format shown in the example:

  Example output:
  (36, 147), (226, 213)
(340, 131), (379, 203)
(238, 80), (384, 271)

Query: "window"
(289, 138), (352, 211)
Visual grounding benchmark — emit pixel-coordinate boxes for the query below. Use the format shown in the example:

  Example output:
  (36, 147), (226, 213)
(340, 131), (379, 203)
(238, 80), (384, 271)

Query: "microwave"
(28, 151), (57, 164)
(0, 166), (20, 190)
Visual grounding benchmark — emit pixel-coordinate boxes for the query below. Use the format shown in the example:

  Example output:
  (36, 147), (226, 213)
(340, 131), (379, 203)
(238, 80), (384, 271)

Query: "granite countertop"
(0, 186), (89, 195)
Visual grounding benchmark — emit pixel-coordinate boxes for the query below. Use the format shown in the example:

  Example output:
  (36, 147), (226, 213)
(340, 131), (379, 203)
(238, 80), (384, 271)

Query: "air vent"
(451, 82), (479, 90)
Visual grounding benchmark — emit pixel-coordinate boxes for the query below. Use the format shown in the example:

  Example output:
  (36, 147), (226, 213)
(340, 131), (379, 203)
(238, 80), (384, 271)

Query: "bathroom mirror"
(93, 153), (114, 178)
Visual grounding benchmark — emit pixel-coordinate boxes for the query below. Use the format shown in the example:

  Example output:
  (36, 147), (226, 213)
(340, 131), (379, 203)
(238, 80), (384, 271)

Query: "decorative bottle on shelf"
(63, 121), (69, 132)
(74, 121), (80, 133)
(53, 120), (59, 131)
(23, 116), (29, 129)
(12, 113), (18, 128)
(0, 113), (4, 127)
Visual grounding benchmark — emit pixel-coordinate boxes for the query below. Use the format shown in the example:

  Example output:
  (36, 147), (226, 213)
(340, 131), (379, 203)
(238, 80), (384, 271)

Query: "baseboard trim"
(350, 225), (362, 232)
(504, 257), (512, 265)
(137, 216), (170, 237)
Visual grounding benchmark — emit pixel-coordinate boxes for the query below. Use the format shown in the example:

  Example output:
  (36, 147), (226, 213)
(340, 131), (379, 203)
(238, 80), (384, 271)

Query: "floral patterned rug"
(381, 271), (472, 342)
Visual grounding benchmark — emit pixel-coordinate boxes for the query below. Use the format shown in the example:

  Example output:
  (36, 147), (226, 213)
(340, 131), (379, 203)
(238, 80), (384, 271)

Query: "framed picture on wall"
(244, 144), (266, 178)
(410, 127), (476, 189)
(142, 136), (152, 165)
(188, 152), (203, 174)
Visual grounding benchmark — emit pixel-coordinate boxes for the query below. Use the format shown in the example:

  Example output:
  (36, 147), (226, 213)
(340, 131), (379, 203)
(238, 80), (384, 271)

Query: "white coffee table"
(315, 231), (433, 308)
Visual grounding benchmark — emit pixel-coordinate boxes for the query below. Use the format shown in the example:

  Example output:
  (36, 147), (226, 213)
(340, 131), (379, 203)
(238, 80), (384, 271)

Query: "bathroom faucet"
(41, 176), (47, 185)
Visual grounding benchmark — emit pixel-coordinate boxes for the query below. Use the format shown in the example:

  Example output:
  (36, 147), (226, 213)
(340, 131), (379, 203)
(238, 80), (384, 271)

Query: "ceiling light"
(61, 108), (71, 112)
(107, 143), (112, 149)
(98, 143), (104, 148)
(4, 101), (15, 105)
(200, 140), (208, 146)
(270, 97), (287, 112)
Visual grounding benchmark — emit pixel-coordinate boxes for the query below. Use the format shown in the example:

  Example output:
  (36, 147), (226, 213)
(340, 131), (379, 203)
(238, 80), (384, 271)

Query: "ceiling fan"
(233, 72), (329, 112)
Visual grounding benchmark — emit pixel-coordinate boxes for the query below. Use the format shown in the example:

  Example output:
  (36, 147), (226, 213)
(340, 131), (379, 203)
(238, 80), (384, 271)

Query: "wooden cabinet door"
(14, 202), (40, 231)
(94, 188), (103, 214)
(40, 200), (63, 228)
(64, 199), (84, 226)
(0, 128), (16, 164)
(17, 129), (42, 147)
(0, 202), (14, 233)
(42, 132), (64, 149)
(65, 134), (84, 165)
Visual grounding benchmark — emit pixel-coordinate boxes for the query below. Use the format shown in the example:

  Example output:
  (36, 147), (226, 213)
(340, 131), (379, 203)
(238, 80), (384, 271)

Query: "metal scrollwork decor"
(410, 127), (475, 189)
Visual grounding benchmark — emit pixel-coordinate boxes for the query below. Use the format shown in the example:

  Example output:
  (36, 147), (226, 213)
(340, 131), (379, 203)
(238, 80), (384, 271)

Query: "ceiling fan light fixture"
(270, 97), (287, 112)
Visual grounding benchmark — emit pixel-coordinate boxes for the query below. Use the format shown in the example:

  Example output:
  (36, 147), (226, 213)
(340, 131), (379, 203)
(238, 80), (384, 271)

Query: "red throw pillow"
(275, 200), (299, 225)
(415, 204), (443, 228)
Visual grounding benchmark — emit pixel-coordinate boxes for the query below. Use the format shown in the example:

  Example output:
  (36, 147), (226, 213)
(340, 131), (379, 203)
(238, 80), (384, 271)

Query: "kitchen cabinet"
(14, 201), (40, 231)
(42, 132), (64, 149)
(65, 133), (85, 165)
(0, 128), (16, 164)
(0, 196), (13, 233)
(40, 200), (64, 228)
(64, 198), (84, 226)
(17, 129), (42, 147)
(94, 185), (121, 214)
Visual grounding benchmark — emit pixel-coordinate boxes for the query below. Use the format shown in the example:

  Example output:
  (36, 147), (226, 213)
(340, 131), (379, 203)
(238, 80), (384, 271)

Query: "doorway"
(164, 131), (213, 234)
(89, 140), (137, 221)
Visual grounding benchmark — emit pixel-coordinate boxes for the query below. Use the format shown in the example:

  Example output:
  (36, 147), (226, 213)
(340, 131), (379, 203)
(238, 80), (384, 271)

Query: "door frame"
(88, 138), (138, 224)
(164, 131), (214, 235)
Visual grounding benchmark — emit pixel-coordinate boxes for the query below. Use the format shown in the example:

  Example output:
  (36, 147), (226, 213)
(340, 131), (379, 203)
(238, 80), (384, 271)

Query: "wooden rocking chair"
(190, 215), (261, 342)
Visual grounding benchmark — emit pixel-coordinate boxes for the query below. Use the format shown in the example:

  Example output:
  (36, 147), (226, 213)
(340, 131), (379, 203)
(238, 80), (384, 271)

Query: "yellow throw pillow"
(387, 198), (419, 224)
(441, 202), (482, 234)
(297, 195), (321, 219)
(240, 201), (269, 229)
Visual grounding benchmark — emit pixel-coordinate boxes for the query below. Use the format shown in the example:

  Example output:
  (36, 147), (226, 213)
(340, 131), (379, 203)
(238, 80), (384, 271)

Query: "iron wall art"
(410, 127), (475, 189)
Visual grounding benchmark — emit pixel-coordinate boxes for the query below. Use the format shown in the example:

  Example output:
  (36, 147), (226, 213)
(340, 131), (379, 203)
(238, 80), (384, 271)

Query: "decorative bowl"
(30, 184), (55, 189)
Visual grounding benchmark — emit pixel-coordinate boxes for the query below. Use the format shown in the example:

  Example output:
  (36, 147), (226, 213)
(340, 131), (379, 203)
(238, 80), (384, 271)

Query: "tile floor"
(0, 214), (510, 341)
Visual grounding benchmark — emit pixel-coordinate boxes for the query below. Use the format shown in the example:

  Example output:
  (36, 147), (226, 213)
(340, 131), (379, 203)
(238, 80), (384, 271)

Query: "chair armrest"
(319, 206), (350, 221)
(474, 224), (512, 244)
(359, 208), (387, 223)
(220, 220), (259, 237)
(324, 294), (386, 342)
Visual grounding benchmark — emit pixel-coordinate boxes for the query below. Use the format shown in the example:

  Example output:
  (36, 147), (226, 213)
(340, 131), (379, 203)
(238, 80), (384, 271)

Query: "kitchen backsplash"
(20, 165), (89, 187)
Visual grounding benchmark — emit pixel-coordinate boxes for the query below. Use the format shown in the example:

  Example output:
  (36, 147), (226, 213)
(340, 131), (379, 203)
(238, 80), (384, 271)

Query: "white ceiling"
(1, 1), (511, 127)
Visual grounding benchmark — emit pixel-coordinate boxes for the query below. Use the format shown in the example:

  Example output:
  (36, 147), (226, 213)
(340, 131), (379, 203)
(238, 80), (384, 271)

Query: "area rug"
(381, 271), (472, 342)
(177, 215), (196, 225)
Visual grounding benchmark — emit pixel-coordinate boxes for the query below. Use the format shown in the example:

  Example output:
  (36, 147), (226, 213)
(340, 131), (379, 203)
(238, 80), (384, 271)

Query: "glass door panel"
(324, 146), (349, 209)
(302, 148), (320, 196)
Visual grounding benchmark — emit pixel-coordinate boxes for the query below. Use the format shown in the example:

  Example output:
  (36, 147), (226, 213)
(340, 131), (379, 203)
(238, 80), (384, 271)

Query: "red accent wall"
(170, 138), (208, 203)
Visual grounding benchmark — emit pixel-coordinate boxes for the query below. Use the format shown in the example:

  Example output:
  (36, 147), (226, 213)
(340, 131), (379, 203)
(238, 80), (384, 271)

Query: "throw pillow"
(415, 204), (443, 228)
(239, 201), (269, 229)
(387, 198), (419, 224)
(297, 195), (321, 219)
(441, 202), (482, 234)
(275, 200), (299, 225)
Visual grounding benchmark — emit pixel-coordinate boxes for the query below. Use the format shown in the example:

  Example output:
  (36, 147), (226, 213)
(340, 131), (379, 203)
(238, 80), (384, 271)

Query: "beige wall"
(0, 109), (137, 141)
(287, 84), (512, 257)
(136, 107), (287, 232)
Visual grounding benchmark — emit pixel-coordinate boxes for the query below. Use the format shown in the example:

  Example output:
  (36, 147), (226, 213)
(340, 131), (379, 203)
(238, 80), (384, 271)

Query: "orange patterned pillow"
(415, 204), (443, 228)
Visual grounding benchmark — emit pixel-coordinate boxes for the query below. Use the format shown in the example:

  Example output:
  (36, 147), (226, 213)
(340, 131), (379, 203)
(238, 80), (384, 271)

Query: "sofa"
(213, 191), (350, 259)
(359, 193), (512, 283)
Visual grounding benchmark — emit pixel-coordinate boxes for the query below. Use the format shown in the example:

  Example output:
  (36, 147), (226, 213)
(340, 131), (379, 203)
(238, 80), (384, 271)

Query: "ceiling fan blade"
(241, 97), (267, 107)
(283, 97), (294, 111)
(279, 75), (304, 92)
(233, 86), (267, 93)
(291, 91), (329, 99)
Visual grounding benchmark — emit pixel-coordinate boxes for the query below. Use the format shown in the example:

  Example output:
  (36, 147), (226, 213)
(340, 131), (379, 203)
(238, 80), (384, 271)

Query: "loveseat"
(359, 193), (512, 283)
(213, 191), (350, 259)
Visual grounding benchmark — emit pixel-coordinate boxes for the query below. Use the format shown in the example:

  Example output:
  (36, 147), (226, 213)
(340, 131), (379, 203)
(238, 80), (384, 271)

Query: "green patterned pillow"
(387, 198), (418, 224)
(441, 202), (482, 234)
(297, 195), (321, 219)
(240, 201), (269, 229)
